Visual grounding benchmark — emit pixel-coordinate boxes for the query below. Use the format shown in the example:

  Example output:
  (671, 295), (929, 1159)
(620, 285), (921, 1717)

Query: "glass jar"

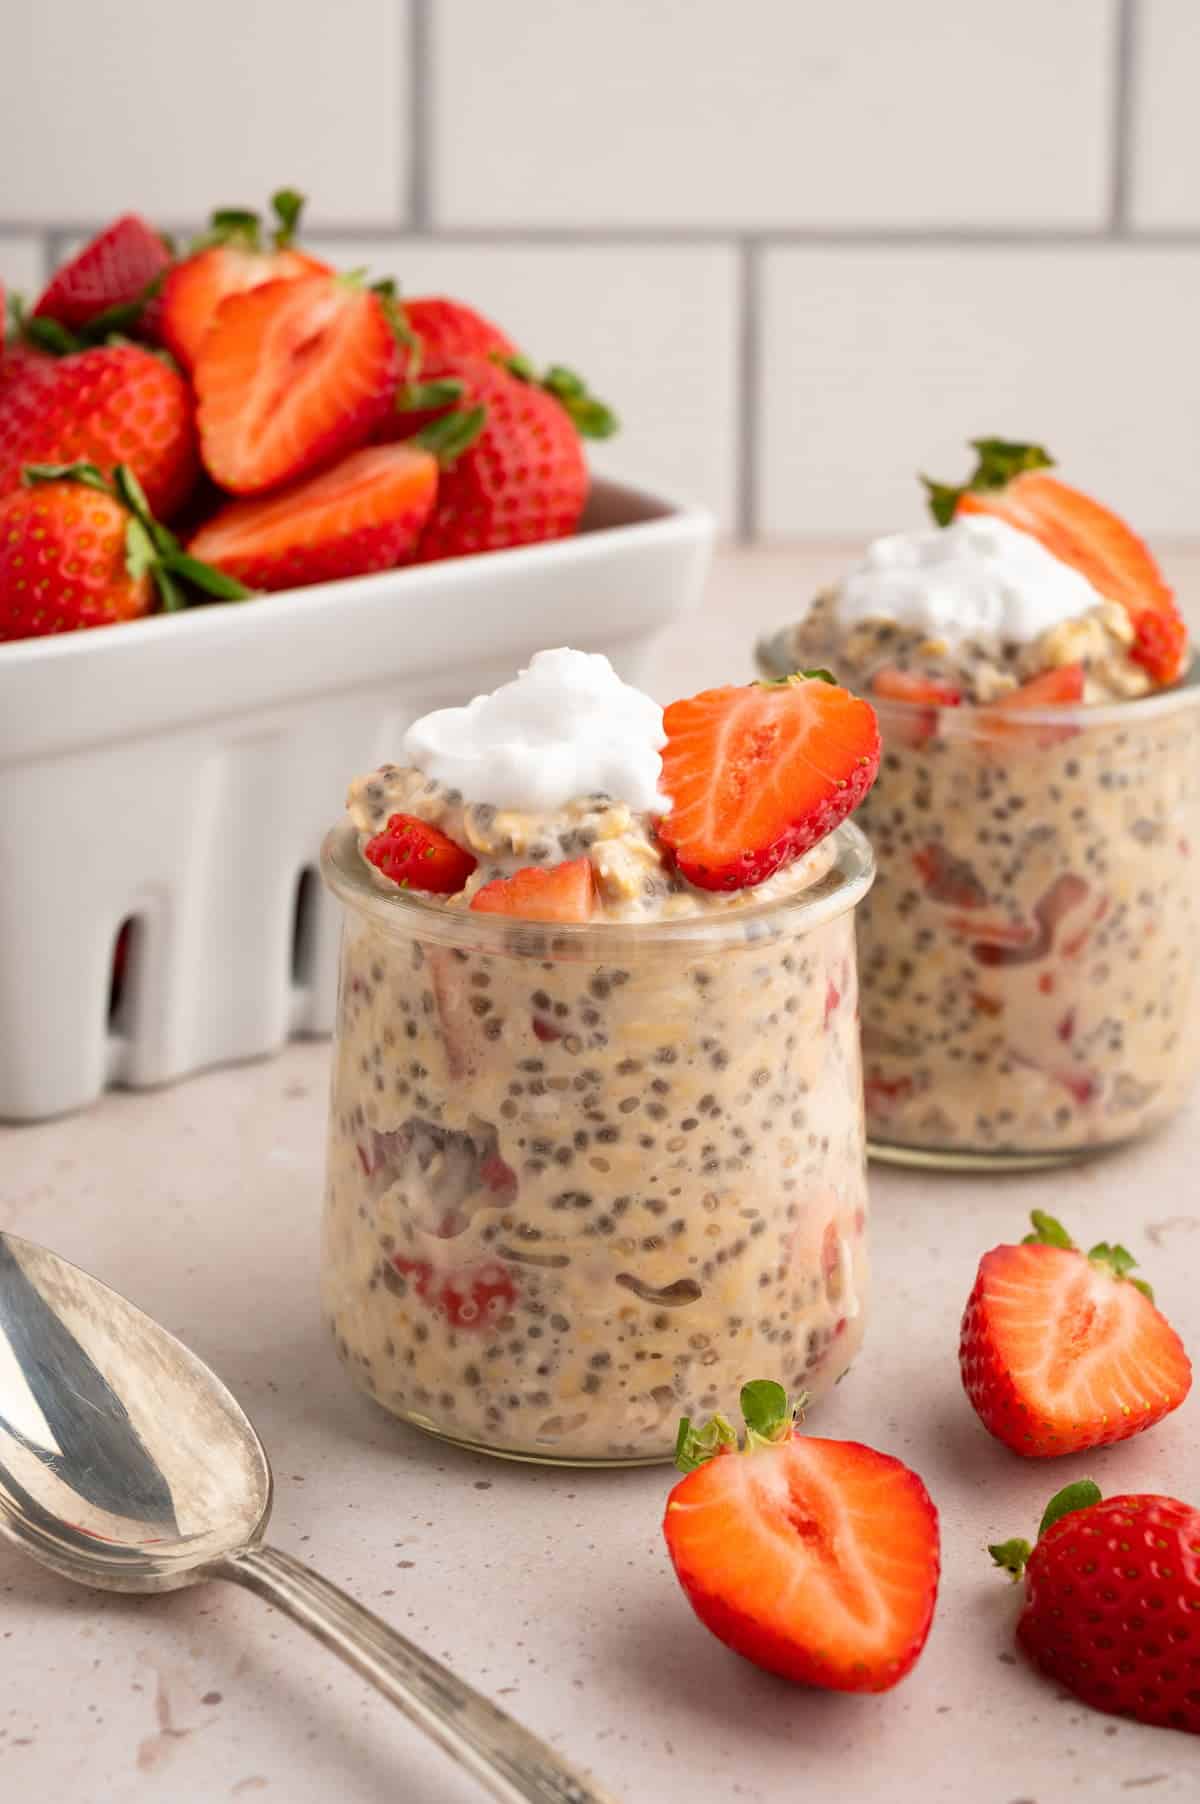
(319, 819), (874, 1465)
(756, 656), (1200, 1169)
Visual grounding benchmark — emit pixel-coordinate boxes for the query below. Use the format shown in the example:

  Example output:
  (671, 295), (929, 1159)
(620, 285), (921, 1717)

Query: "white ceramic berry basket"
(0, 477), (714, 1121)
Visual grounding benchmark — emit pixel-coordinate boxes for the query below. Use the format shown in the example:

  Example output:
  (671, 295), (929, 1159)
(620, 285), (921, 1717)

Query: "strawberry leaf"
(740, 1380), (791, 1440)
(22, 460), (112, 493)
(271, 188), (305, 248)
(396, 377), (465, 412)
(1023, 1210), (1074, 1250)
(152, 563), (188, 614)
(988, 1537), (1033, 1581)
(209, 206), (261, 247)
(415, 405), (487, 465)
(1038, 1478), (1102, 1539)
(160, 550), (254, 601)
(922, 438), (1055, 528)
(674, 1411), (737, 1474)
(22, 314), (80, 356)
(499, 353), (619, 439)
(124, 516), (159, 585)
(82, 269), (167, 344)
(1086, 1240), (1153, 1300)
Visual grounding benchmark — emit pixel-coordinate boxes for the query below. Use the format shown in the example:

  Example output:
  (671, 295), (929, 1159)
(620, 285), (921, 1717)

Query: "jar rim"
(757, 644), (1200, 732)
(320, 819), (875, 957)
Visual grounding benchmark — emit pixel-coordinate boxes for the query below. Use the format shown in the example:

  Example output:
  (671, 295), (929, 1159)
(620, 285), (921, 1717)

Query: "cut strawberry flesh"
(663, 1435), (939, 1692)
(364, 812), (477, 894)
(161, 243), (331, 371)
(195, 274), (403, 494)
(187, 443), (437, 590)
(990, 663), (1085, 709)
(657, 679), (880, 892)
(957, 475), (1187, 685)
(872, 667), (962, 707)
(391, 1255), (516, 1330)
(962, 1243), (1192, 1455)
(470, 858), (595, 923)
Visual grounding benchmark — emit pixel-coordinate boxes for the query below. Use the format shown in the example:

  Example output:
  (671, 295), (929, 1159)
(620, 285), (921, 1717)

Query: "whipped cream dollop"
(837, 516), (1104, 646)
(402, 647), (669, 813)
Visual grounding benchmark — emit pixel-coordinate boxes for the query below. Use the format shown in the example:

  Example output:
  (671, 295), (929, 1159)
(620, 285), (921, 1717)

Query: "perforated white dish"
(0, 478), (713, 1120)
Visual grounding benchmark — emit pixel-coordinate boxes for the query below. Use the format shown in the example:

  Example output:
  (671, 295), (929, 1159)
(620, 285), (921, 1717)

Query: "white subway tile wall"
(1130, 0), (1200, 229)
(3, 0), (1197, 539)
(307, 241), (740, 527)
(432, 0), (1115, 230)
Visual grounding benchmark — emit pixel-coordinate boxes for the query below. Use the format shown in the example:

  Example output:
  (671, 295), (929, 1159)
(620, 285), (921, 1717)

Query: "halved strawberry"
(959, 1209), (1192, 1457)
(194, 272), (406, 494)
(469, 857), (595, 923)
(663, 1382), (940, 1692)
(657, 675), (880, 891)
(187, 443), (437, 591)
(159, 191), (330, 371)
(363, 813), (477, 895)
(391, 1254), (517, 1330)
(925, 439), (1187, 686)
(32, 214), (170, 337)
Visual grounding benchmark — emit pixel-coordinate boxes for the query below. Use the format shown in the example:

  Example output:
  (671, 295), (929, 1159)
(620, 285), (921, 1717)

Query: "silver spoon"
(0, 1231), (615, 1804)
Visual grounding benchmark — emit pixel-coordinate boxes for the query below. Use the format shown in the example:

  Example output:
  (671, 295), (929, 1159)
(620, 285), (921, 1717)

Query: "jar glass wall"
(319, 820), (874, 1465)
(814, 676), (1200, 1168)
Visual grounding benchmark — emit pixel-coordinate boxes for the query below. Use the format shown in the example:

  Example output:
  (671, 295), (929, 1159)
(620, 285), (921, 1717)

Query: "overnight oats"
(320, 648), (879, 1463)
(760, 439), (1200, 1168)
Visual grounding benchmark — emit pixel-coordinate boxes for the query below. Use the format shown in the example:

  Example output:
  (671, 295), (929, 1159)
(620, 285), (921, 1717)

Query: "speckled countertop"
(3, 546), (1200, 1804)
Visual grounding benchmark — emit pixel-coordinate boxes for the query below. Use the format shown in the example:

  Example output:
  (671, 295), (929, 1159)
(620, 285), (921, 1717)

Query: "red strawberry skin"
(32, 214), (169, 332)
(363, 812), (477, 894)
(187, 443), (437, 591)
(0, 480), (151, 641)
(960, 1242), (1191, 1457)
(657, 678), (881, 891)
(664, 1434), (940, 1693)
(0, 344), (196, 519)
(404, 356), (588, 561)
(405, 297), (516, 365)
(195, 274), (404, 495)
(1016, 1494), (1200, 1734)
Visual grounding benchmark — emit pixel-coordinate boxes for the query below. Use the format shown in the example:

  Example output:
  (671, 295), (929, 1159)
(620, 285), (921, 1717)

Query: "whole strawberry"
(403, 355), (616, 561)
(404, 296), (516, 365)
(991, 1480), (1200, 1735)
(32, 213), (171, 339)
(960, 1210), (1191, 1457)
(0, 342), (197, 519)
(0, 462), (249, 642)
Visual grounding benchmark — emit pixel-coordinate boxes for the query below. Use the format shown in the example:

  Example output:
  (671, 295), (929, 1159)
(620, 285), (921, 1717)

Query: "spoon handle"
(219, 1545), (618, 1804)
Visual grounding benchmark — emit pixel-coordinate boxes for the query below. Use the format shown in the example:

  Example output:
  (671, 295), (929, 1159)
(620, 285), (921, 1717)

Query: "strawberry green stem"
(674, 1379), (804, 1472)
(989, 1478), (1102, 1582)
(497, 353), (619, 440)
(1020, 1211), (1155, 1300)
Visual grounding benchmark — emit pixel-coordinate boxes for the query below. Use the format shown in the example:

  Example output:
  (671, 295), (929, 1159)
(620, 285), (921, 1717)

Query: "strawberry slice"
(194, 272), (405, 494)
(364, 813), (477, 894)
(871, 667), (962, 708)
(990, 663), (1085, 709)
(663, 1382), (940, 1692)
(657, 676), (880, 891)
(187, 443), (437, 591)
(391, 1255), (517, 1330)
(959, 1209), (1192, 1457)
(925, 439), (1187, 685)
(32, 214), (170, 336)
(470, 858), (595, 923)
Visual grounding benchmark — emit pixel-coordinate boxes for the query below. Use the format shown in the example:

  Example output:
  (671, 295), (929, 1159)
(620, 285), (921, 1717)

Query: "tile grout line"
(1109, 0), (1138, 234)
(736, 241), (760, 546)
(407, 0), (432, 233)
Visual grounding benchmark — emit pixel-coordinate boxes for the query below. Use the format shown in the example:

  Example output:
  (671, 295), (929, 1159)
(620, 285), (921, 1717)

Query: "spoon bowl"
(0, 1231), (615, 1804)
